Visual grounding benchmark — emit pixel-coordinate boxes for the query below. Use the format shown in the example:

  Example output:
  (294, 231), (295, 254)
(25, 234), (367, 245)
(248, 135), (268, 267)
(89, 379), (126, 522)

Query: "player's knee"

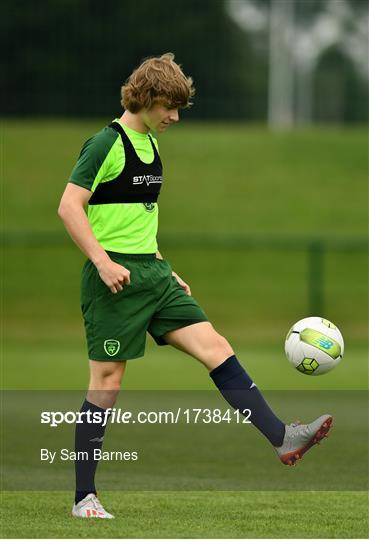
(88, 369), (122, 408)
(97, 373), (122, 392)
(216, 334), (234, 358)
(89, 367), (123, 394)
(88, 388), (119, 409)
(205, 333), (234, 363)
(90, 361), (124, 386)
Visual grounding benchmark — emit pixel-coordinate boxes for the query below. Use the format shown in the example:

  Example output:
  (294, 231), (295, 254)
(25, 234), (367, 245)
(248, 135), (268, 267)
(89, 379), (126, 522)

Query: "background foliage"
(2, 0), (367, 120)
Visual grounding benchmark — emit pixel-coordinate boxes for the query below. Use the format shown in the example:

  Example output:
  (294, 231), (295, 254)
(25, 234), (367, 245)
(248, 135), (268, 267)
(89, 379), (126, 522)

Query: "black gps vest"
(88, 122), (163, 205)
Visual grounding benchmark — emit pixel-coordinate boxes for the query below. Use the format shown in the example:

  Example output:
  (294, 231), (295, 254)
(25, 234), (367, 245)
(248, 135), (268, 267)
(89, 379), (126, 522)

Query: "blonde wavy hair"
(121, 53), (195, 112)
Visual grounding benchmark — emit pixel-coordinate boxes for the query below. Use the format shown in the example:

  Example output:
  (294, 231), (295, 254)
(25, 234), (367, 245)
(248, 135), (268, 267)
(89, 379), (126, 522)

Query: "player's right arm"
(58, 183), (130, 294)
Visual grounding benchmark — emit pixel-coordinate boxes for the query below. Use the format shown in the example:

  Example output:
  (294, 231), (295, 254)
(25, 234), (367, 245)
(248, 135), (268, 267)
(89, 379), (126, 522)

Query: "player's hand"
(96, 260), (131, 294)
(172, 271), (191, 296)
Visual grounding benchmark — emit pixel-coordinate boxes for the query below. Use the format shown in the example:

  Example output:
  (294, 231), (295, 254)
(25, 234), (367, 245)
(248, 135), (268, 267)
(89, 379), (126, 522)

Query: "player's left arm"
(156, 250), (191, 296)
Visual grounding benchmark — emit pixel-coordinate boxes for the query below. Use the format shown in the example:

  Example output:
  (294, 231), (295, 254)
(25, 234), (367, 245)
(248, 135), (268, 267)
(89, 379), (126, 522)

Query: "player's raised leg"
(72, 360), (126, 519)
(163, 322), (333, 464)
(163, 322), (286, 446)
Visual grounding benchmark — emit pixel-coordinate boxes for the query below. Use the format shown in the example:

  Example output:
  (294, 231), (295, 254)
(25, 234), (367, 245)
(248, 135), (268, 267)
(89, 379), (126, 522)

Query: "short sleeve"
(69, 127), (120, 191)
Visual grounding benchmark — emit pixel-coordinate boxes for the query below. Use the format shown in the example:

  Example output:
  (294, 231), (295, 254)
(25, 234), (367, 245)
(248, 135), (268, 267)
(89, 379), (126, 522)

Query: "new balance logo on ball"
(314, 337), (334, 350)
(133, 175), (162, 186)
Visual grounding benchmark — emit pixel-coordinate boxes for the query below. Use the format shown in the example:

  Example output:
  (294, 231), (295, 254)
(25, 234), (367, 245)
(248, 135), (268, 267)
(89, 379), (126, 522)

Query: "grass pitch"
(1, 491), (368, 538)
(2, 121), (368, 538)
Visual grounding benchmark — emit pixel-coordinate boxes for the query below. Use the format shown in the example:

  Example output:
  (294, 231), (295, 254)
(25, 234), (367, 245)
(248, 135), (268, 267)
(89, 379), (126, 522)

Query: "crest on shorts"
(104, 339), (120, 357)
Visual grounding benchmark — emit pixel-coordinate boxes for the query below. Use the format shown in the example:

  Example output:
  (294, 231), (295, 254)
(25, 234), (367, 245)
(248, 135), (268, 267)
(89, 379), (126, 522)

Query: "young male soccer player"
(58, 53), (332, 519)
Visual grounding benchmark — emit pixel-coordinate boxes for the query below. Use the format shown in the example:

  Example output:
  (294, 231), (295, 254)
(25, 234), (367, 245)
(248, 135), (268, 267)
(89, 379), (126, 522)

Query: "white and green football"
(285, 317), (344, 375)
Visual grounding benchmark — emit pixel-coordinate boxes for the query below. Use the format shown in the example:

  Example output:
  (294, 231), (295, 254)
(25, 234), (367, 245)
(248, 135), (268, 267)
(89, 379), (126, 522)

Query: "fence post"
(308, 240), (324, 316)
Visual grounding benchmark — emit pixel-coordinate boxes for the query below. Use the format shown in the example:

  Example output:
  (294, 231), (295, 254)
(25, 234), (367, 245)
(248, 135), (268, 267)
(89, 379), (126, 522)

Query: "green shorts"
(81, 252), (208, 361)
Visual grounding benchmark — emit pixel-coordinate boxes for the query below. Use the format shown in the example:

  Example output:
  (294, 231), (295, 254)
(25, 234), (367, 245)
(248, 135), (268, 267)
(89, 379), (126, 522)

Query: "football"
(285, 317), (344, 375)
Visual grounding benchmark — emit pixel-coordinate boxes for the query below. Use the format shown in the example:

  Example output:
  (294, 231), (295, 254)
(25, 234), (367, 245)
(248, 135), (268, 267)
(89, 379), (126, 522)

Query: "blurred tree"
(2, 0), (263, 119)
(1, 0), (367, 122)
(226, 0), (368, 125)
(314, 46), (368, 123)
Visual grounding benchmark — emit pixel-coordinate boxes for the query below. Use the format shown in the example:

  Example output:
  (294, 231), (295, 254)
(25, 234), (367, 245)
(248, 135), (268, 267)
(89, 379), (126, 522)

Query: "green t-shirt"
(69, 119), (160, 253)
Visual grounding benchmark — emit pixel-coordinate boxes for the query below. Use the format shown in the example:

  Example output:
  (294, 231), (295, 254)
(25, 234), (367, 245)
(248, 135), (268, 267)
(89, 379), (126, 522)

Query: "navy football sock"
(210, 355), (285, 446)
(74, 399), (109, 504)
